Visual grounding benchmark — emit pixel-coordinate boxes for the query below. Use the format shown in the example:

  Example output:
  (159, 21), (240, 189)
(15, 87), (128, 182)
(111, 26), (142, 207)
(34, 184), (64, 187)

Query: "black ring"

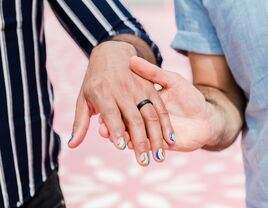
(137, 99), (153, 111)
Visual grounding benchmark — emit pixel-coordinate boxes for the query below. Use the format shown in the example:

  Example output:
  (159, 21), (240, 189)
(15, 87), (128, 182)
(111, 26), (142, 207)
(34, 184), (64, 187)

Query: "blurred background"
(45, 0), (245, 207)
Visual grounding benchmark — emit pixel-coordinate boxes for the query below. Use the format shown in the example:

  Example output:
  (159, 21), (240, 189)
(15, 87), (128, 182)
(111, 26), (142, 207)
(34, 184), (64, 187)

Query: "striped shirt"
(0, 0), (162, 207)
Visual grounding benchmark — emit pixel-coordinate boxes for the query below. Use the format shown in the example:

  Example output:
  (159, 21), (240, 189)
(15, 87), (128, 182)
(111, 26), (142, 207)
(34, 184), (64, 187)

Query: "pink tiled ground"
(45, 2), (245, 208)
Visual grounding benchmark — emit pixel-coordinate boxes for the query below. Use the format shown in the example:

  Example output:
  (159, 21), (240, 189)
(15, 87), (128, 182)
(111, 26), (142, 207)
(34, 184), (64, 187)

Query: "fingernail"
(140, 152), (150, 166)
(169, 132), (176, 142)
(156, 148), (165, 161)
(68, 135), (74, 144)
(116, 137), (126, 150)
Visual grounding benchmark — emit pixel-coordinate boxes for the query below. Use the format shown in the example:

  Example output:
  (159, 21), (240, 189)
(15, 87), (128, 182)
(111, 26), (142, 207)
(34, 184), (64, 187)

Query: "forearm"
(189, 52), (246, 151)
(197, 85), (245, 151)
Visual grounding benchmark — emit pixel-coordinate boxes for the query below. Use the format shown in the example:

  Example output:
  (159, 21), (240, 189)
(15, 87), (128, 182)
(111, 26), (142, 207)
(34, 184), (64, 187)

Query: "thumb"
(130, 56), (178, 88)
(68, 96), (91, 148)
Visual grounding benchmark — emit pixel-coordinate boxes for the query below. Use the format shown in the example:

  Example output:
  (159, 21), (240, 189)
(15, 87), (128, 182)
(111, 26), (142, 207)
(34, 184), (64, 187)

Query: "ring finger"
(137, 98), (165, 162)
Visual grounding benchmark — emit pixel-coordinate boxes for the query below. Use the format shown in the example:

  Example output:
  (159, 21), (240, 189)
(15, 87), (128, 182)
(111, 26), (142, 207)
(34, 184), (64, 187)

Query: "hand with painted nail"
(68, 40), (175, 167)
(99, 56), (219, 152)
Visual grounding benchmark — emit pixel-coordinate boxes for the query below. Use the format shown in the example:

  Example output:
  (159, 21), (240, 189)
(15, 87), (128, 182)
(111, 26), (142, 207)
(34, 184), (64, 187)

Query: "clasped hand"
(69, 41), (218, 166)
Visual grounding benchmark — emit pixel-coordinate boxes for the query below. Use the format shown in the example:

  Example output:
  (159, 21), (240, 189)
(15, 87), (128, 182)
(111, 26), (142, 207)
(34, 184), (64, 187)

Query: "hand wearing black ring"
(137, 99), (153, 111)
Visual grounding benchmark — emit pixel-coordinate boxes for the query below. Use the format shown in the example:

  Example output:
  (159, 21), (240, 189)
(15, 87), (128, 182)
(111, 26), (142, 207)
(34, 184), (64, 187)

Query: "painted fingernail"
(116, 137), (126, 150)
(156, 148), (165, 161)
(169, 132), (176, 142)
(140, 152), (150, 166)
(68, 135), (74, 144)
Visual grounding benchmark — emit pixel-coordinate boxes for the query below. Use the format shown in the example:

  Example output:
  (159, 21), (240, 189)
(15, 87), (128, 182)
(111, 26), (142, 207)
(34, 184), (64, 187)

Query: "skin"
(69, 34), (175, 166)
(99, 55), (246, 154)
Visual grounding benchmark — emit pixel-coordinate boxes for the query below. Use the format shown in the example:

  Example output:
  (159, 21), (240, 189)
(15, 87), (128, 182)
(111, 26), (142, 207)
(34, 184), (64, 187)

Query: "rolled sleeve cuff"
(171, 31), (224, 56)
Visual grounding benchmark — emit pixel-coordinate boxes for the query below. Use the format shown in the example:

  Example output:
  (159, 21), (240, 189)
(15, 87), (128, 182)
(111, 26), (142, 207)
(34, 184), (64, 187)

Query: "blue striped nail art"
(68, 135), (74, 144)
(156, 148), (165, 161)
(169, 133), (176, 142)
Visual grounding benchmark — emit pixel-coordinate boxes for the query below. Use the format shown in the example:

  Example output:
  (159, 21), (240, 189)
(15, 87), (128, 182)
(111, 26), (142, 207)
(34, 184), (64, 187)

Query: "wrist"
(202, 94), (241, 152)
(109, 39), (145, 59)
(203, 101), (226, 148)
(111, 34), (157, 64)
(92, 40), (137, 59)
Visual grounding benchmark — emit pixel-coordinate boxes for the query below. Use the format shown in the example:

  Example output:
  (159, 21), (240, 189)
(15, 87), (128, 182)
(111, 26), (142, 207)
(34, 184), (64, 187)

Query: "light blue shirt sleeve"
(171, 0), (224, 55)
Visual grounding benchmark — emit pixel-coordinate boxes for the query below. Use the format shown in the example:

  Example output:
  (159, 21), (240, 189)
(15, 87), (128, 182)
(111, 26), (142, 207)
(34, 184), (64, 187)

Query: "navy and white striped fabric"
(0, 0), (162, 207)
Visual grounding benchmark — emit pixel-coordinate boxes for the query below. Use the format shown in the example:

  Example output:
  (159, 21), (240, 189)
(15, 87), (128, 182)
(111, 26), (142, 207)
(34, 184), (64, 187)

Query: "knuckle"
(158, 107), (169, 116)
(88, 78), (103, 88)
(145, 111), (159, 122)
(119, 79), (132, 92)
(129, 115), (144, 127)
(151, 96), (169, 117)
(102, 108), (120, 119)
(135, 140), (147, 149)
